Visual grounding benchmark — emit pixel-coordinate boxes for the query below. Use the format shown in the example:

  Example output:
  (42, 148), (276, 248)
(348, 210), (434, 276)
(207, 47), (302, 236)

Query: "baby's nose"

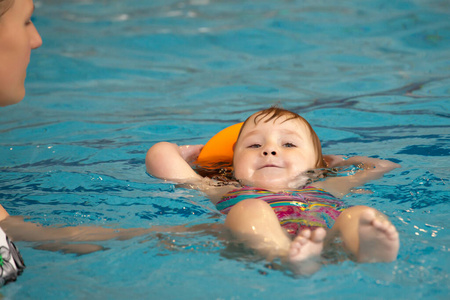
(263, 150), (277, 156)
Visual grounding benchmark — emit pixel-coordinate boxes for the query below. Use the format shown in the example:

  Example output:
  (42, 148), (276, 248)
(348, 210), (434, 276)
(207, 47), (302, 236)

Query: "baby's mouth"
(259, 164), (280, 169)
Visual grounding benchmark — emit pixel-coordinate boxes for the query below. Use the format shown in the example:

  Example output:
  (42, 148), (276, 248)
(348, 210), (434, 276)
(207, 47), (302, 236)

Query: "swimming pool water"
(0, 0), (449, 298)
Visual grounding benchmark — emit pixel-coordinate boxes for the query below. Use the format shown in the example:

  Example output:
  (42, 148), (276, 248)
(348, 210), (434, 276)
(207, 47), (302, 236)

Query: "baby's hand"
(179, 145), (204, 163)
(323, 155), (346, 168)
(344, 156), (401, 171)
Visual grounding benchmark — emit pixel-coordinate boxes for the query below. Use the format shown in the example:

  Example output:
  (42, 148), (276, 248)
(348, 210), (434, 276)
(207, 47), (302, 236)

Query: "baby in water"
(146, 107), (400, 274)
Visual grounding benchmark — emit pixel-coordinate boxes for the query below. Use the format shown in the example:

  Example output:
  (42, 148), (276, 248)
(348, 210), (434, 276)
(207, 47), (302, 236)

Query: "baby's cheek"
(233, 168), (245, 181)
(234, 166), (254, 183)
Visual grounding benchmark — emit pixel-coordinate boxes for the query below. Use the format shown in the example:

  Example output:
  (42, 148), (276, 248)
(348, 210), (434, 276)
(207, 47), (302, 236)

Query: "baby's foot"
(288, 228), (326, 275)
(357, 209), (399, 263)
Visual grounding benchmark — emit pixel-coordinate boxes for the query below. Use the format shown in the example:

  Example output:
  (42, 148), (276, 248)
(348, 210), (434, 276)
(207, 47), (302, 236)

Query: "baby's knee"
(343, 205), (372, 213)
(225, 199), (274, 225)
(224, 199), (280, 234)
(229, 199), (272, 215)
(340, 205), (387, 222)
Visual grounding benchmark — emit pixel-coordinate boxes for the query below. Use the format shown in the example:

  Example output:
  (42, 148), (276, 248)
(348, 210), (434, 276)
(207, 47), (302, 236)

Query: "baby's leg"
(357, 209), (399, 262)
(290, 228), (326, 261)
(225, 198), (291, 260)
(289, 228), (326, 275)
(331, 206), (399, 262)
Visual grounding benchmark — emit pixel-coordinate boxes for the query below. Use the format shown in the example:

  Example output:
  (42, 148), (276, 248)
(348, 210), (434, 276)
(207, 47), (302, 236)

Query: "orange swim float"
(195, 122), (243, 167)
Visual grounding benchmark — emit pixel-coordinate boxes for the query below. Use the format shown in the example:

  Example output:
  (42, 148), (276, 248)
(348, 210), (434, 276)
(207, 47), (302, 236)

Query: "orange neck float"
(195, 122), (243, 167)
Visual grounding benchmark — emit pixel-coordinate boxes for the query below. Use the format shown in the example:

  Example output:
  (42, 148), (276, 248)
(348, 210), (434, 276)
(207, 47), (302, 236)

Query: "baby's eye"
(283, 143), (297, 148)
(248, 144), (261, 148)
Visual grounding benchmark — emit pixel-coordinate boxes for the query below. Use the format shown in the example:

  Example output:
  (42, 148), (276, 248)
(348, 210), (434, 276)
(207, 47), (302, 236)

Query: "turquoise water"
(1, 0), (449, 298)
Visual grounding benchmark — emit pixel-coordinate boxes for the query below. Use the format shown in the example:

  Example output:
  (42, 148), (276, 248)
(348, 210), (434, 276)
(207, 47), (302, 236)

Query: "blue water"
(1, 0), (449, 298)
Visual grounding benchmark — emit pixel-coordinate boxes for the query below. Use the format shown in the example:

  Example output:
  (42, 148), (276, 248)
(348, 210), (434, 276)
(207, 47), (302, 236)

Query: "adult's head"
(0, 0), (42, 107)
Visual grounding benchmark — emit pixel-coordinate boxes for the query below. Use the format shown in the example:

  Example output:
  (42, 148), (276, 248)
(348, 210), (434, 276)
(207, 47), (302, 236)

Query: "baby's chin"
(237, 173), (309, 191)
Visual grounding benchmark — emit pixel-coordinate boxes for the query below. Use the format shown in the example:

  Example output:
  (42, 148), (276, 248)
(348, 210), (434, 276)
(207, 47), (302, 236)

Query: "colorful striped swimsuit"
(216, 186), (346, 236)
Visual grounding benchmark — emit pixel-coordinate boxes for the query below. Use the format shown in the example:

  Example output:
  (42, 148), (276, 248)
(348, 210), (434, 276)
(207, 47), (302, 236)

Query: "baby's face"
(233, 113), (318, 190)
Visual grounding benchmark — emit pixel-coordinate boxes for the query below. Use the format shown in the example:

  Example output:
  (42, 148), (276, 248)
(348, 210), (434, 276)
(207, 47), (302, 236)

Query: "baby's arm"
(145, 142), (204, 182)
(146, 142), (236, 205)
(314, 156), (400, 198)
